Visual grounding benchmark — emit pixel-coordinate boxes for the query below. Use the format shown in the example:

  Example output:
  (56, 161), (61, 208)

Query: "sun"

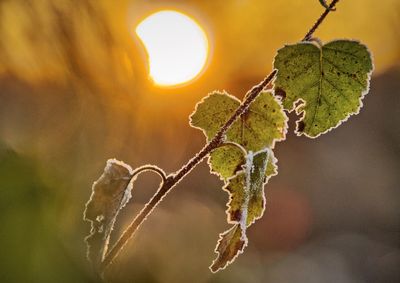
(136, 10), (209, 87)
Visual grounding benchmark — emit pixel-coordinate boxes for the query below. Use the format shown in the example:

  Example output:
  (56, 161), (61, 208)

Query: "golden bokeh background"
(0, 1), (399, 282)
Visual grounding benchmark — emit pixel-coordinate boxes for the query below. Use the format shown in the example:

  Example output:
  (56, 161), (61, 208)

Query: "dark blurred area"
(0, 0), (399, 282)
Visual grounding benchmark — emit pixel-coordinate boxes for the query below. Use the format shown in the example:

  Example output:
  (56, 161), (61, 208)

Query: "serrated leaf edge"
(209, 224), (248, 273)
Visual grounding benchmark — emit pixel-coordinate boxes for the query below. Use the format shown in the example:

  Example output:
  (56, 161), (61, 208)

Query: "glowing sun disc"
(136, 10), (209, 87)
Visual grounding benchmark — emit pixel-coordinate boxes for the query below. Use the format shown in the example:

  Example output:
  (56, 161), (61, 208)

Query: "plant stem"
(101, 0), (340, 272)
(303, 0), (340, 41)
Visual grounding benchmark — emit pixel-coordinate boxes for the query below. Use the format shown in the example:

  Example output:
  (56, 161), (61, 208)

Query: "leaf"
(209, 224), (247, 273)
(190, 91), (287, 152)
(208, 145), (245, 180)
(209, 141), (278, 181)
(274, 39), (373, 138)
(83, 159), (133, 266)
(265, 150), (278, 178)
(210, 149), (275, 272)
(190, 91), (239, 140)
(226, 149), (273, 226)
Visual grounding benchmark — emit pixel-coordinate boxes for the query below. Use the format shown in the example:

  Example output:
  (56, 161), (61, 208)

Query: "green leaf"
(224, 172), (246, 224)
(225, 149), (273, 226)
(83, 159), (133, 266)
(209, 142), (278, 181)
(208, 145), (245, 180)
(211, 149), (275, 272)
(190, 91), (287, 152)
(265, 150), (278, 178)
(274, 40), (373, 138)
(190, 91), (239, 141)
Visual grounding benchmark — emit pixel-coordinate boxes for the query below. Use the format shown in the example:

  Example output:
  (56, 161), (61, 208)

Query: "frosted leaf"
(274, 40), (373, 137)
(191, 90), (286, 181)
(208, 144), (245, 180)
(210, 149), (276, 272)
(190, 91), (287, 152)
(83, 159), (133, 266)
(209, 142), (277, 181)
(210, 224), (247, 273)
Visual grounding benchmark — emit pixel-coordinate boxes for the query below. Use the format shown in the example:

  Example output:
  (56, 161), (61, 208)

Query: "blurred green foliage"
(0, 145), (97, 283)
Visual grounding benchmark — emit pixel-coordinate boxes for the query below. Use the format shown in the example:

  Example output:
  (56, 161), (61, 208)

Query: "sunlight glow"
(136, 10), (209, 87)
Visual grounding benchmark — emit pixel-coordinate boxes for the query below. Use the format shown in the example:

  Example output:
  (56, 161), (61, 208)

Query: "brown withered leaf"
(83, 159), (133, 266)
(210, 224), (247, 273)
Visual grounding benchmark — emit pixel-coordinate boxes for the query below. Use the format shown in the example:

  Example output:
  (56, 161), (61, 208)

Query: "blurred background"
(0, 0), (399, 282)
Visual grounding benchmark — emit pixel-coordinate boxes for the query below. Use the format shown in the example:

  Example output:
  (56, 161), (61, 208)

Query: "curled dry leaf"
(83, 159), (133, 266)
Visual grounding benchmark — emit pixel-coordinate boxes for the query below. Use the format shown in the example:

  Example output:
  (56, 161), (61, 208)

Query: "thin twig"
(100, 0), (341, 272)
(303, 0), (340, 41)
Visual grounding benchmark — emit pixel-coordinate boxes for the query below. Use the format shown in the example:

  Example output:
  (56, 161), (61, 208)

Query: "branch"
(100, 0), (341, 272)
